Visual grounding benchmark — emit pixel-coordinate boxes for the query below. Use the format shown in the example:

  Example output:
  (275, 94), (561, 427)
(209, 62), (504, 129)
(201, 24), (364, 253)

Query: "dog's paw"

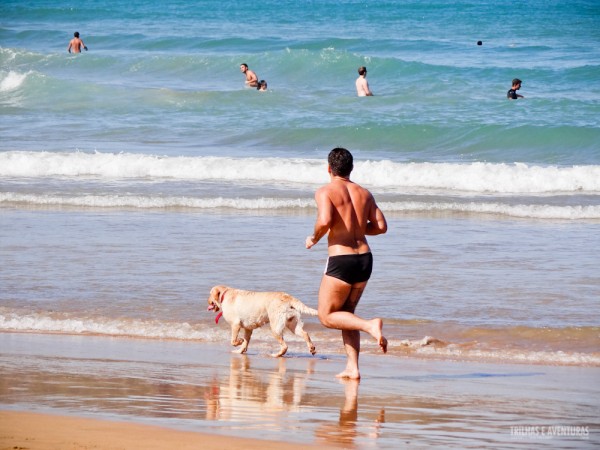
(271, 346), (288, 357)
(309, 345), (317, 355)
(231, 338), (244, 347)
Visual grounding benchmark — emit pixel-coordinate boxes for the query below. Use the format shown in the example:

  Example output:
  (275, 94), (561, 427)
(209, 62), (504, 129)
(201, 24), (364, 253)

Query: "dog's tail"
(286, 295), (319, 316)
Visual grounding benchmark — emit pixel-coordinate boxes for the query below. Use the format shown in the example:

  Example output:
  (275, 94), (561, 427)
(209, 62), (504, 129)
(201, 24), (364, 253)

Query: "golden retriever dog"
(207, 285), (318, 357)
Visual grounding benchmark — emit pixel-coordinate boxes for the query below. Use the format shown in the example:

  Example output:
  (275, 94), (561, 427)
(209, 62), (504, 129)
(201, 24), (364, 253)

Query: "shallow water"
(1, 206), (598, 366)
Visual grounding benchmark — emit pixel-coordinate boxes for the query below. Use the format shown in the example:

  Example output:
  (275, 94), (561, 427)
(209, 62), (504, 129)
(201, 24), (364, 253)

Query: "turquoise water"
(1, 0), (599, 367)
(1, 0), (599, 162)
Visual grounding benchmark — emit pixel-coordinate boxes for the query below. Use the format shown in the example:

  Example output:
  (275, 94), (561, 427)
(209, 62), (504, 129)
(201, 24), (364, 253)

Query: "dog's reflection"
(316, 379), (385, 447)
(205, 355), (315, 421)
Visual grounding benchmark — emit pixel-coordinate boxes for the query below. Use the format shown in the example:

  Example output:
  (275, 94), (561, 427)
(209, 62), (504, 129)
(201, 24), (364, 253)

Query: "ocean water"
(1, 0), (600, 372)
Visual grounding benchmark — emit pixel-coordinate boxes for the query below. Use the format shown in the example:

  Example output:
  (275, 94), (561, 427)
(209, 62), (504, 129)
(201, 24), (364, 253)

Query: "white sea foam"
(0, 70), (29, 92)
(409, 343), (600, 367)
(1, 151), (599, 194)
(379, 201), (600, 220)
(0, 311), (219, 341)
(0, 193), (314, 210)
(358, 160), (600, 194)
(1, 192), (598, 219)
(3, 311), (597, 366)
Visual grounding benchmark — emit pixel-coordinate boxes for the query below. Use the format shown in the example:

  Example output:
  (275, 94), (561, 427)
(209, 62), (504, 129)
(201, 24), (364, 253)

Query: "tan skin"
(306, 166), (387, 379)
(355, 75), (373, 97)
(240, 64), (258, 87)
(68, 36), (87, 53)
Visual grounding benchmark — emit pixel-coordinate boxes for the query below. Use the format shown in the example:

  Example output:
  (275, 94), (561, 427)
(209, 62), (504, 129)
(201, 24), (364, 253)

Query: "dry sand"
(0, 411), (331, 450)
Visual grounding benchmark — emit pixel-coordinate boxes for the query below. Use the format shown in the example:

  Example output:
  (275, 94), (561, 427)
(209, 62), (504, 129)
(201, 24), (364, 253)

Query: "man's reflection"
(316, 379), (385, 447)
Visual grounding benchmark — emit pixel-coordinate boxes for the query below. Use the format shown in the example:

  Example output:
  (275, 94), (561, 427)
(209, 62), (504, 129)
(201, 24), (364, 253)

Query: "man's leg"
(317, 276), (386, 379)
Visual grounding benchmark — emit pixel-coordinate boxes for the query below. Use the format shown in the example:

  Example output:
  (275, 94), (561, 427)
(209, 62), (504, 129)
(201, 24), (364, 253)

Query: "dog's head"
(207, 285), (229, 325)
(207, 285), (227, 313)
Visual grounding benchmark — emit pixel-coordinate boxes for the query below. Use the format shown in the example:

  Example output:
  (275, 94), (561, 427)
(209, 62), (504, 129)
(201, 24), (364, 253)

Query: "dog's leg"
(231, 323), (244, 347)
(269, 316), (288, 357)
(270, 333), (288, 358)
(233, 328), (252, 354)
(288, 318), (316, 356)
(302, 330), (316, 356)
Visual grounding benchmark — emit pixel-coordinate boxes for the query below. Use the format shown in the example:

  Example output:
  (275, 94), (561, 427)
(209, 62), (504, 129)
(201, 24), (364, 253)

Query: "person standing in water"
(507, 78), (524, 99)
(306, 147), (388, 380)
(68, 32), (88, 53)
(355, 66), (373, 97)
(240, 63), (258, 87)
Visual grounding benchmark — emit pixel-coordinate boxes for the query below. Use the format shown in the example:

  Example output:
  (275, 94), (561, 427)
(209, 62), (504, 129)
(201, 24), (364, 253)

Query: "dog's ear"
(208, 286), (218, 304)
(209, 285), (223, 303)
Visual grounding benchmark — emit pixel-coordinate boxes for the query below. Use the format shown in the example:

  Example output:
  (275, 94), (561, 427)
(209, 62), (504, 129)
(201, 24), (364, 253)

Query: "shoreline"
(1, 327), (598, 368)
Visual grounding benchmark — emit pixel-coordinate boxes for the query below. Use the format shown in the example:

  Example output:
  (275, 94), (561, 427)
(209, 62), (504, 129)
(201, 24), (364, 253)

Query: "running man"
(306, 147), (388, 379)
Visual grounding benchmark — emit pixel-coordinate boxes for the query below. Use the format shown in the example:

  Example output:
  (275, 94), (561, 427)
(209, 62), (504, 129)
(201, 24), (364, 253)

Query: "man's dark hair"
(241, 63), (248, 69)
(512, 78), (522, 86)
(358, 66), (367, 76)
(74, 32), (80, 38)
(328, 148), (354, 177)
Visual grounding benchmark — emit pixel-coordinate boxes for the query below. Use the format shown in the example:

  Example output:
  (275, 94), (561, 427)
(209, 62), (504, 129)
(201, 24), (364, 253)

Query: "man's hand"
(305, 236), (316, 249)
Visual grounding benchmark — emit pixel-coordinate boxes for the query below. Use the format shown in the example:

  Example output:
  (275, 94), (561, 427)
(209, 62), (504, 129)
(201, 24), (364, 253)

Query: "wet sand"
(1, 332), (598, 448)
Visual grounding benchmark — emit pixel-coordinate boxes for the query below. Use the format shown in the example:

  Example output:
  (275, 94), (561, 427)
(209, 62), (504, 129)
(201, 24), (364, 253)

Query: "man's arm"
(365, 200), (387, 236)
(306, 188), (333, 249)
(81, 40), (88, 51)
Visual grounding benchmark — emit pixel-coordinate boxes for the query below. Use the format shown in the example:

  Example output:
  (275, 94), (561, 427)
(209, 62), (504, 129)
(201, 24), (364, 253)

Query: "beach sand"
(1, 332), (598, 449)
(0, 410), (330, 450)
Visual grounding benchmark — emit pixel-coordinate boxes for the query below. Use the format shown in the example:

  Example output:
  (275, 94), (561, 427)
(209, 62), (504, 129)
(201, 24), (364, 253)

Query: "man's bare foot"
(336, 369), (360, 380)
(369, 318), (387, 353)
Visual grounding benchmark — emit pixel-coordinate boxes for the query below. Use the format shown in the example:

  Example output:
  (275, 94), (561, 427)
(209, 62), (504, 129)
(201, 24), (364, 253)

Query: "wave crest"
(2, 151), (599, 195)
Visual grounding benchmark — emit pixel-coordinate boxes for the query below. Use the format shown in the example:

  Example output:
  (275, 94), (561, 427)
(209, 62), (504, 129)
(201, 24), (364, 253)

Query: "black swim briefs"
(325, 252), (373, 284)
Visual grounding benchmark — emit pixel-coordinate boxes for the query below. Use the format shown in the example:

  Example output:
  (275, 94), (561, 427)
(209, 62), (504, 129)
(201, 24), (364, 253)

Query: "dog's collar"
(215, 289), (228, 325)
(219, 289), (228, 304)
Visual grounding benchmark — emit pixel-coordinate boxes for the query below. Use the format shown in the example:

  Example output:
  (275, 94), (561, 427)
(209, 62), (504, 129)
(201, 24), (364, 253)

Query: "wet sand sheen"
(1, 333), (598, 448)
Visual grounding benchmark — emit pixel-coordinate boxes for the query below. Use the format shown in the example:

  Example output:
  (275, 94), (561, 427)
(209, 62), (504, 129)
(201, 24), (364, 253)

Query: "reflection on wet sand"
(205, 355), (315, 422)
(315, 379), (385, 448)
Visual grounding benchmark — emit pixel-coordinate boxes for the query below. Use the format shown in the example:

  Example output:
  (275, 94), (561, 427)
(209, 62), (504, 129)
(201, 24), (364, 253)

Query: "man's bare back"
(355, 66), (373, 97)
(68, 32), (87, 53)
(313, 179), (382, 256)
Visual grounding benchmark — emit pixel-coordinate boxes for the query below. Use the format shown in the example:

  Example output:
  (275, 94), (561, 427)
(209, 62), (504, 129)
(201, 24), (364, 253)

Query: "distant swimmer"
(240, 63), (258, 87)
(257, 80), (268, 91)
(355, 66), (373, 97)
(507, 78), (524, 99)
(67, 31), (88, 53)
